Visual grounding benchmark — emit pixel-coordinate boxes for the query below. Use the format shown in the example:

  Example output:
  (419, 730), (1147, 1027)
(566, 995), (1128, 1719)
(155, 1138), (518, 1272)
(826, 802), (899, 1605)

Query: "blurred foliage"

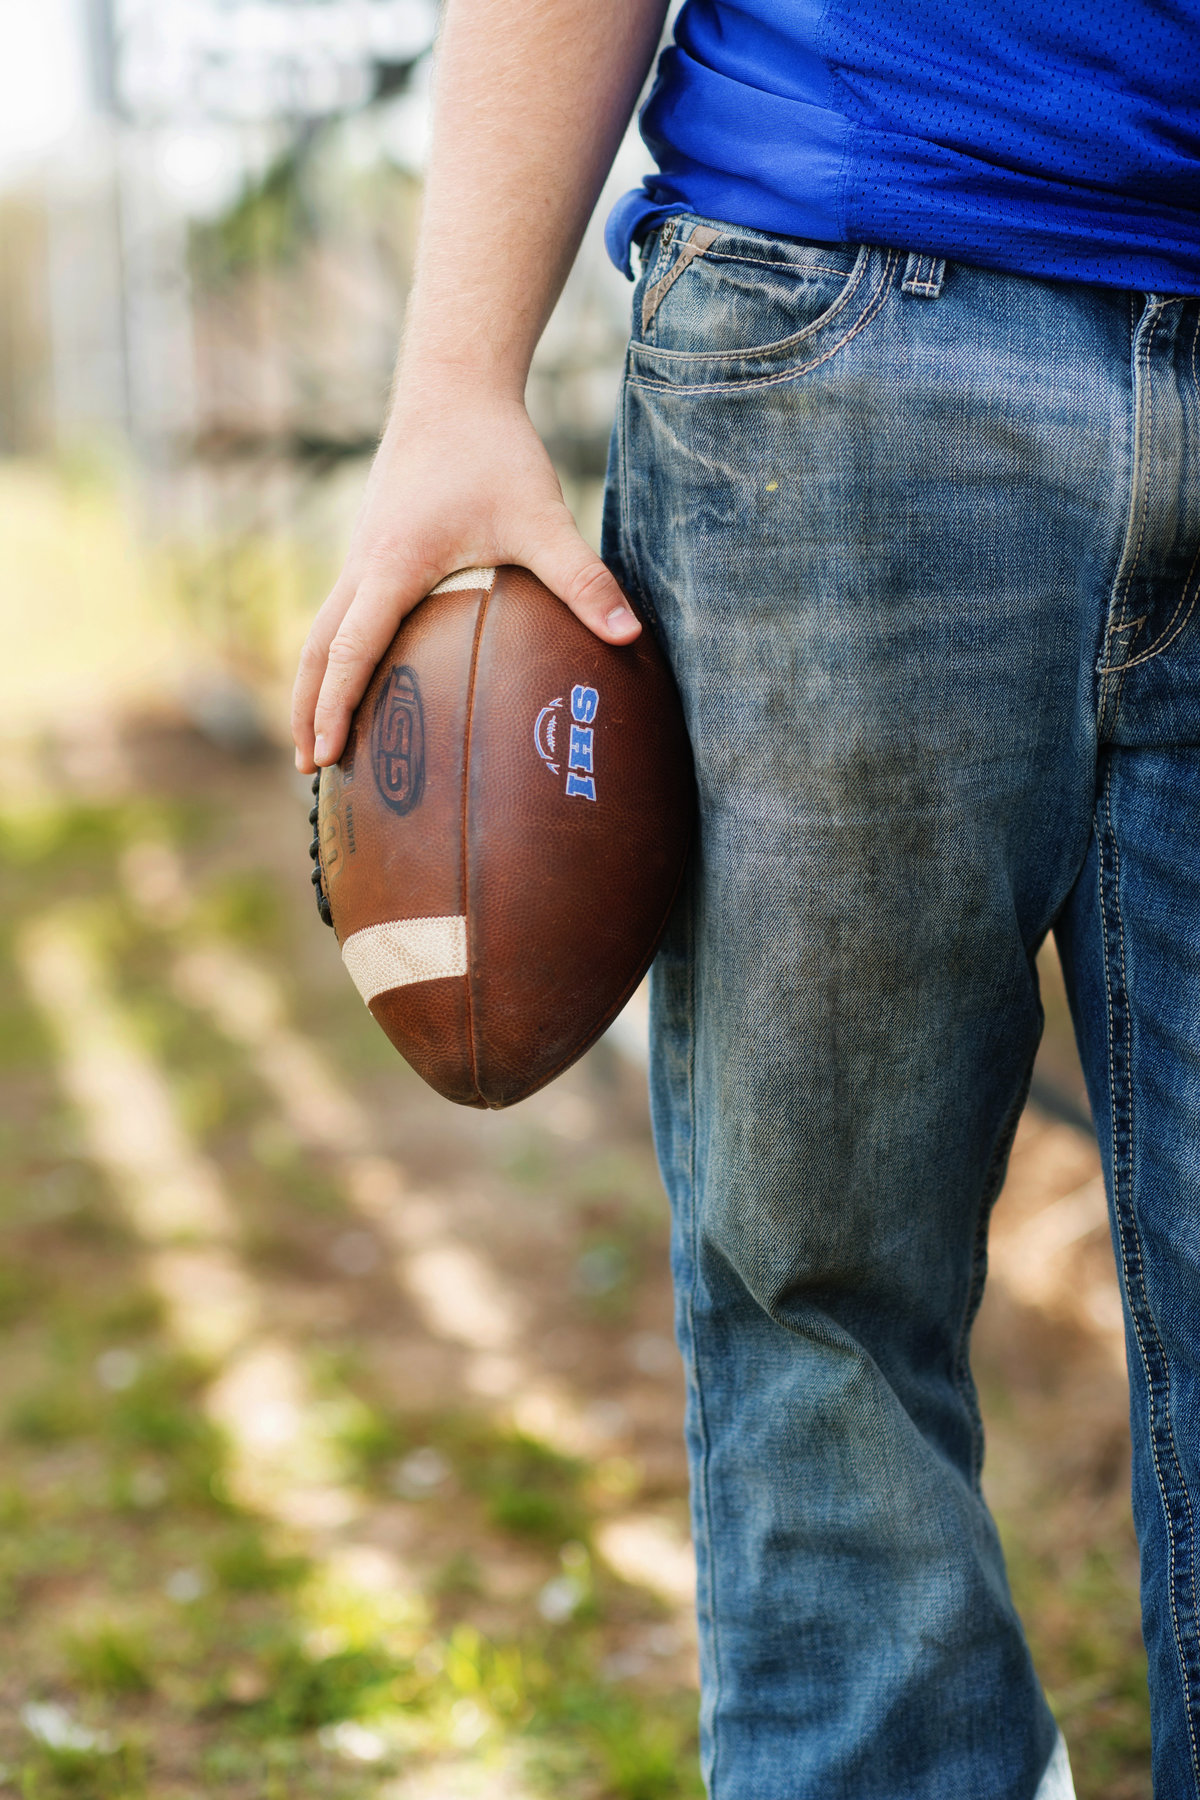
(192, 144), (317, 282)
(65, 1625), (154, 1698)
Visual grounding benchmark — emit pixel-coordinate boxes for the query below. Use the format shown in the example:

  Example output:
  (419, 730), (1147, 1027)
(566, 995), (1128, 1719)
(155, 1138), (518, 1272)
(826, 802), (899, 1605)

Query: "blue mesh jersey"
(606, 0), (1200, 293)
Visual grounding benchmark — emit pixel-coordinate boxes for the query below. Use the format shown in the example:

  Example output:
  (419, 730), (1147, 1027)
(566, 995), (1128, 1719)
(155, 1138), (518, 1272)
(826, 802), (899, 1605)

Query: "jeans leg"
(601, 232), (1138, 1798)
(647, 758), (1058, 1800)
(1058, 747), (1200, 1800)
(1053, 288), (1200, 1800)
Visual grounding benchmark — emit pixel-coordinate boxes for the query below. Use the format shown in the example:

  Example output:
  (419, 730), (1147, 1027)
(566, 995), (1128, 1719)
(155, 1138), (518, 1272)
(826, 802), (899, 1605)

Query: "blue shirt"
(607, 0), (1200, 294)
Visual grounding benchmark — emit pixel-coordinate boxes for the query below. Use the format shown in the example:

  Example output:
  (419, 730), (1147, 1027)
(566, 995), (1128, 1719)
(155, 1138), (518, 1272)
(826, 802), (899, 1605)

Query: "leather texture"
(341, 914), (468, 1002)
(318, 566), (695, 1107)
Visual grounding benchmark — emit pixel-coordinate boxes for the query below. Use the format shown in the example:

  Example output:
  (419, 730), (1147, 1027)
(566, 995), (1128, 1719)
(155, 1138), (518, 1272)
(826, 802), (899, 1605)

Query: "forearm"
(293, 0), (660, 768)
(397, 0), (669, 399)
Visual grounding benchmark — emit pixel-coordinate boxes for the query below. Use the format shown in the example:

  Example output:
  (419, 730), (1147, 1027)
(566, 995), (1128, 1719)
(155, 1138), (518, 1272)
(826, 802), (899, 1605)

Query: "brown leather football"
(312, 565), (694, 1108)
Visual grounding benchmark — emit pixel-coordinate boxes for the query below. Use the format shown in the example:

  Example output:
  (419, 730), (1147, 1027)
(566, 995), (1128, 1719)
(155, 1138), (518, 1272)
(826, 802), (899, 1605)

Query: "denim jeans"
(601, 214), (1200, 1798)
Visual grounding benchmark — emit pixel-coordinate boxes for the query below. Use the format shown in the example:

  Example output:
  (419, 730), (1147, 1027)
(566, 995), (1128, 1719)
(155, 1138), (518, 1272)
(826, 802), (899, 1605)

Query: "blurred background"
(0, 2), (1150, 1795)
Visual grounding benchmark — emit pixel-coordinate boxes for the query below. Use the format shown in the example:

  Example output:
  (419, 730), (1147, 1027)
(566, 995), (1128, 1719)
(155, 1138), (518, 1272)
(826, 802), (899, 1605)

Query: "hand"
(290, 383), (640, 773)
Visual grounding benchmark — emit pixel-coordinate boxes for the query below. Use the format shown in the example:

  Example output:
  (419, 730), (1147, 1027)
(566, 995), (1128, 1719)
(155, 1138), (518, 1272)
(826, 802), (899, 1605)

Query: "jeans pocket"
(629, 216), (898, 393)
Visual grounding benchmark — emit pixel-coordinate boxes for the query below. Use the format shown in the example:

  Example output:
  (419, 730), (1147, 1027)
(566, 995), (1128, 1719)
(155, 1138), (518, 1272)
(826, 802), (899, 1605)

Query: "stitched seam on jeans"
(1102, 307), (1200, 674)
(1100, 767), (1200, 1785)
(649, 220), (677, 285)
(614, 373), (664, 639)
(638, 221), (679, 342)
(1100, 549), (1200, 672)
(954, 1171), (995, 1485)
(1115, 310), (1155, 626)
(953, 1057), (1032, 1487)
(642, 227), (721, 333)
(682, 879), (721, 1792)
(1100, 306), (1160, 723)
(629, 250), (900, 395)
(616, 369), (637, 615)
(630, 243), (872, 365)
(660, 221), (854, 276)
(902, 253), (944, 297)
(697, 250), (850, 277)
(1101, 309), (1200, 674)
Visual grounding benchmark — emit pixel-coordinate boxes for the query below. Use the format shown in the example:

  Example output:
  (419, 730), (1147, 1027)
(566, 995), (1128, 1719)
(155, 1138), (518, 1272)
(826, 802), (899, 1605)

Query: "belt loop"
(901, 251), (946, 298)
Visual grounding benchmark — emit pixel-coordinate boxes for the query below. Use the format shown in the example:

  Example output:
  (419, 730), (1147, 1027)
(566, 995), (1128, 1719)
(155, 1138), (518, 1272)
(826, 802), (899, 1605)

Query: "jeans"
(601, 214), (1200, 1798)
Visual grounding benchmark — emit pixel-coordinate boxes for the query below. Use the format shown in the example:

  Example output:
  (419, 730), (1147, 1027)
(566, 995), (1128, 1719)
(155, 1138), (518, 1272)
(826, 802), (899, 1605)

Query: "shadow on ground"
(0, 714), (1148, 1799)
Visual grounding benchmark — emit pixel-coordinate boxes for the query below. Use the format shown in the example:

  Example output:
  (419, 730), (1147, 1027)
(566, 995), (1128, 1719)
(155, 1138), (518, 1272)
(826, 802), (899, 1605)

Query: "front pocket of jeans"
(630, 241), (899, 393)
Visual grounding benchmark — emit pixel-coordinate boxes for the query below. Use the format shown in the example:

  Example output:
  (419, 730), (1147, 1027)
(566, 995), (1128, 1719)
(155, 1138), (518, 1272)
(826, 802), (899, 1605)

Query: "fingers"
(527, 524), (642, 645)
(291, 513), (639, 773)
(308, 577), (420, 768)
(291, 576), (354, 772)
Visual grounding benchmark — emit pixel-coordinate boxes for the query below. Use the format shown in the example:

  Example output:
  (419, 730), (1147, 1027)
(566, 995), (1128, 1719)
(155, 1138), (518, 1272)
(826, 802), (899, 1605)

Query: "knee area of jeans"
(695, 1186), (886, 1327)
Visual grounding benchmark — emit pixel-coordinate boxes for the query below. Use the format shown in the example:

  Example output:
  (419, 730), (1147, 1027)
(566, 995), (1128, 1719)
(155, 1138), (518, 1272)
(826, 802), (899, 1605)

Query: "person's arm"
(291, 0), (669, 773)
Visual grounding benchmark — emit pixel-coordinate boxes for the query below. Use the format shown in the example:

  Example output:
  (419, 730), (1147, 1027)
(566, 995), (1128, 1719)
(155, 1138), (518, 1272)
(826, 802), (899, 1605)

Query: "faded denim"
(602, 213), (1200, 1798)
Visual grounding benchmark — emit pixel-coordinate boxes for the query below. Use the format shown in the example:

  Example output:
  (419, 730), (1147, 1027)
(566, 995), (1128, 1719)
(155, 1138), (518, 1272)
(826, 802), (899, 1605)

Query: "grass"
(0, 779), (703, 1798)
(320, 1379), (592, 1549)
(208, 1534), (308, 1597)
(1004, 1524), (1151, 1799)
(461, 1428), (589, 1546)
(18, 1733), (149, 1800)
(65, 1626), (154, 1698)
(0, 729), (1152, 1799)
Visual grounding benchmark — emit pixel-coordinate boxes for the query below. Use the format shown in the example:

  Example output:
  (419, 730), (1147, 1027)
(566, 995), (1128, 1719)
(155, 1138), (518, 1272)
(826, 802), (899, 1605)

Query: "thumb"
(524, 518), (642, 645)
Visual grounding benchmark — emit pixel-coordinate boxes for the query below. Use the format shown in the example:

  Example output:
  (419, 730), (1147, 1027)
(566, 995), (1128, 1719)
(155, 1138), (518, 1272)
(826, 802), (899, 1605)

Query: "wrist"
(383, 362), (531, 446)
(395, 328), (532, 407)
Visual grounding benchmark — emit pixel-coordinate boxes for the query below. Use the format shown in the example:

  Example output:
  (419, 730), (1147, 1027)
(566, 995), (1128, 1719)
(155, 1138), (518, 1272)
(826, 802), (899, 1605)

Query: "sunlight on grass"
(2, 790), (703, 1798)
(0, 748), (1154, 1799)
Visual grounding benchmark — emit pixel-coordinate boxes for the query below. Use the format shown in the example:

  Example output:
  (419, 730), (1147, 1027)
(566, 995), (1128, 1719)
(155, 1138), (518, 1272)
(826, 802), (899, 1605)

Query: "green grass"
(332, 1398), (591, 1550)
(209, 1534), (308, 1597)
(1004, 1524), (1151, 1798)
(65, 1627), (154, 1698)
(192, 871), (286, 949)
(235, 1641), (401, 1736)
(18, 1734), (148, 1800)
(0, 772), (1150, 1799)
(0, 786), (700, 1796)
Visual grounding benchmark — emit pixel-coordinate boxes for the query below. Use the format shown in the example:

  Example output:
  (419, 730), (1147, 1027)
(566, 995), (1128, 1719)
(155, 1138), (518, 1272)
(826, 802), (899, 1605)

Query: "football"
(310, 565), (694, 1108)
